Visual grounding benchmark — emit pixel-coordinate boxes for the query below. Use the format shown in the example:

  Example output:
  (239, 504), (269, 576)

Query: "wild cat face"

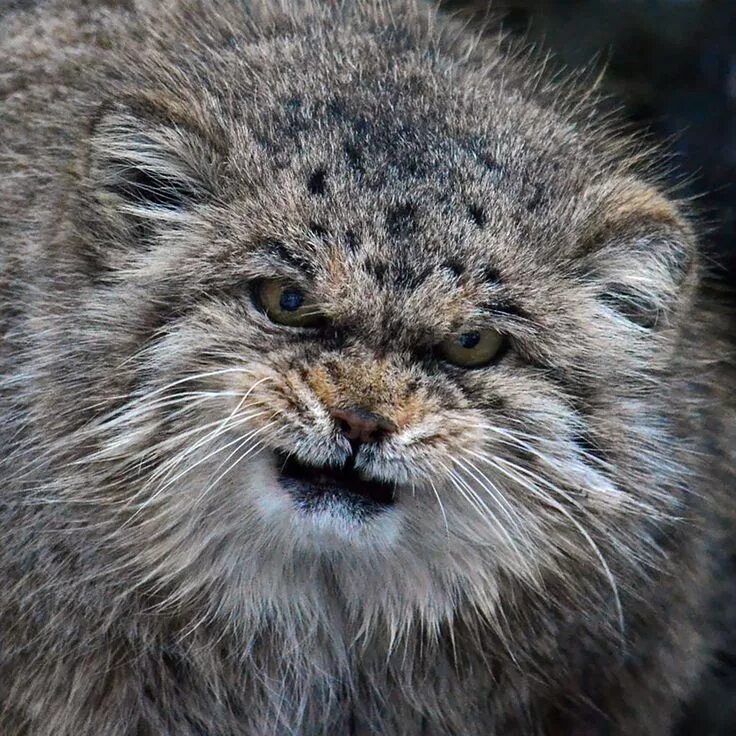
(59, 4), (697, 625)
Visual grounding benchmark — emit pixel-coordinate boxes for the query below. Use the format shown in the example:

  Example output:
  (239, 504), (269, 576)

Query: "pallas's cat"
(0, 1), (734, 734)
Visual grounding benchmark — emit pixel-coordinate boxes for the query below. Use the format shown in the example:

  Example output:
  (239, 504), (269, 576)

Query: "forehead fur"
(108, 0), (624, 245)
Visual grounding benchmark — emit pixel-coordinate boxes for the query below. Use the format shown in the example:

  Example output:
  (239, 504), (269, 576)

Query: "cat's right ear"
(576, 177), (698, 331)
(84, 107), (219, 248)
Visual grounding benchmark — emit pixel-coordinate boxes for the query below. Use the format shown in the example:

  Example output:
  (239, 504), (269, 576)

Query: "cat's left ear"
(85, 106), (219, 245)
(577, 177), (698, 329)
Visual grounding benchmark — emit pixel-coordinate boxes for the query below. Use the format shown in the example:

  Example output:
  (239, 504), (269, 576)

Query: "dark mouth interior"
(276, 451), (395, 510)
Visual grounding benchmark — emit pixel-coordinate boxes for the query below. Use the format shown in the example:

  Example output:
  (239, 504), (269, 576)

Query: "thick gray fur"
(0, 1), (734, 734)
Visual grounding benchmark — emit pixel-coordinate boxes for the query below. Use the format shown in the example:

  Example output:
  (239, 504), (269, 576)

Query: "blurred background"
(445, 0), (736, 301)
(442, 2), (736, 733)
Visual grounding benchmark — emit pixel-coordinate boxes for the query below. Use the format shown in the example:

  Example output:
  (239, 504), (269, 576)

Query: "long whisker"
(454, 454), (531, 544)
(426, 475), (450, 543)
(130, 411), (271, 515)
(135, 408), (269, 489)
(472, 421), (675, 515)
(468, 450), (625, 643)
(193, 422), (285, 506)
(140, 377), (272, 486)
(435, 458), (521, 558)
(5, 368), (267, 479)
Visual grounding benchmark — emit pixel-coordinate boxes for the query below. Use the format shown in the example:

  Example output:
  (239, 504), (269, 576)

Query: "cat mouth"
(275, 451), (396, 514)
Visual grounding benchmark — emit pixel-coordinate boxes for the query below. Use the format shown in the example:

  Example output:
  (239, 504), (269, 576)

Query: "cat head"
(42, 0), (699, 634)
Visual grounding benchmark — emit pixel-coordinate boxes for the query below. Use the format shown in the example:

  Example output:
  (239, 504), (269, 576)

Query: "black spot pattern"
(468, 204), (486, 228)
(398, 266), (433, 290)
(482, 266), (503, 286)
(443, 259), (465, 279)
(307, 168), (327, 196)
(285, 96), (303, 112)
(344, 230), (360, 253)
(308, 222), (329, 241)
(364, 257), (387, 284)
(352, 115), (370, 137)
(525, 182), (544, 212)
(344, 142), (364, 173)
(386, 203), (418, 238)
(479, 154), (507, 182)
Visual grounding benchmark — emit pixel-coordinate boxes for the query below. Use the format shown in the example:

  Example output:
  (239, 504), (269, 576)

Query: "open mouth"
(275, 451), (396, 514)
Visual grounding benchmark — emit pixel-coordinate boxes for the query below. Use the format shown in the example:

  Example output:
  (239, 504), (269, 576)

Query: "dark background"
(445, 0), (736, 297)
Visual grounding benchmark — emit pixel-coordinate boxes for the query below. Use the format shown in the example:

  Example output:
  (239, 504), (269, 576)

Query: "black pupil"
(458, 331), (481, 349)
(280, 288), (304, 312)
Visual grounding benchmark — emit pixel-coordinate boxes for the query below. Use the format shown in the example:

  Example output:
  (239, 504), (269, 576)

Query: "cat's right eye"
(437, 328), (505, 368)
(256, 279), (326, 328)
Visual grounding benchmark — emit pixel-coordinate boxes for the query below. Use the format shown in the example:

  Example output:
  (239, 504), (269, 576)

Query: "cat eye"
(437, 328), (505, 368)
(257, 279), (325, 327)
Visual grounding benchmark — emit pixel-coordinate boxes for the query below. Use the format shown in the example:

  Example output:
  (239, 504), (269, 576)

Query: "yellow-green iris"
(437, 329), (505, 368)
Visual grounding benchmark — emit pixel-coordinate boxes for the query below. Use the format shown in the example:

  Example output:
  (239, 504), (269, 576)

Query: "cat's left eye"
(257, 279), (325, 328)
(437, 328), (505, 368)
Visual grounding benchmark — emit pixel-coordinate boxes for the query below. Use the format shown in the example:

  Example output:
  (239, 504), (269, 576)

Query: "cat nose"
(330, 407), (398, 445)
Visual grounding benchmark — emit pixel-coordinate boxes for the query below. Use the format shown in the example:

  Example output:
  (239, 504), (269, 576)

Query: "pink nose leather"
(330, 407), (398, 444)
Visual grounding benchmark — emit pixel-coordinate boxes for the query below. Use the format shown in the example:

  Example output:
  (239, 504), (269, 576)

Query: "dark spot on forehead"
(353, 116), (370, 137)
(307, 168), (327, 196)
(308, 222), (329, 241)
(482, 266), (502, 286)
(402, 152), (427, 178)
(254, 133), (275, 153)
(398, 265), (433, 290)
(526, 182), (544, 212)
(326, 97), (346, 120)
(467, 204), (486, 229)
(324, 97), (375, 147)
(364, 257), (387, 284)
(285, 96), (303, 112)
(344, 230), (360, 253)
(443, 259), (465, 279)
(386, 203), (418, 239)
(280, 97), (311, 138)
(344, 141), (364, 174)
(479, 154), (507, 182)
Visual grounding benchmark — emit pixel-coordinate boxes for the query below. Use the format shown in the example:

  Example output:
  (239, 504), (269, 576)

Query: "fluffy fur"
(0, 1), (733, 734)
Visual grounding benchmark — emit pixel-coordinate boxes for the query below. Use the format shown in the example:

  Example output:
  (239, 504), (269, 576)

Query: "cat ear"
(578, 178), (697, 330)
(86, 108), (217, 240)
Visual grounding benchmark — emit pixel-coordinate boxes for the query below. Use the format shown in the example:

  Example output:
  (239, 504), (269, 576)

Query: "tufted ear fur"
(578, 177), (697, 330)
(84, 107), (219, 250)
